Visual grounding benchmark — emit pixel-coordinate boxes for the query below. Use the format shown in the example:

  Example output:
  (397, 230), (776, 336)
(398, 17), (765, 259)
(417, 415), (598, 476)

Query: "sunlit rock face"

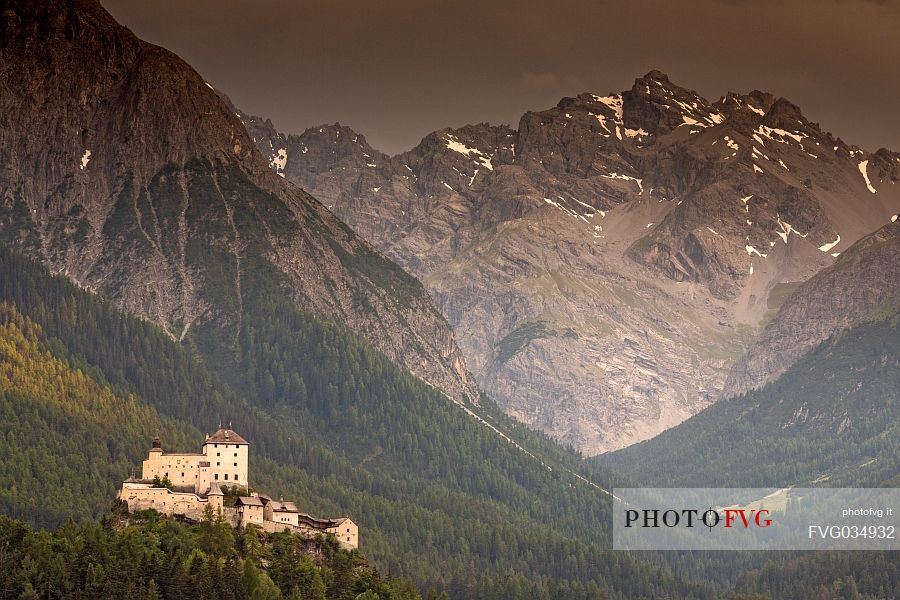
(237, 71), (899, 454)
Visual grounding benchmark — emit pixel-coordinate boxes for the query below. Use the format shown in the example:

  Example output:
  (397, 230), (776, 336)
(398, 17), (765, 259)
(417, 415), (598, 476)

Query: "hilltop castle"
(118, 429), (358, 549)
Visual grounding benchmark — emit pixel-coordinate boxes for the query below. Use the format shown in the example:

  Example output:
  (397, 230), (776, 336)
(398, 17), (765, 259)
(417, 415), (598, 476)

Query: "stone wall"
(119, 483), (223, 521)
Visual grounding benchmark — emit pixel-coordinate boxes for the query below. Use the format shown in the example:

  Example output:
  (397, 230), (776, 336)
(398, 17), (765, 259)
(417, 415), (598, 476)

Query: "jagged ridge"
(237, 70), (899, 454)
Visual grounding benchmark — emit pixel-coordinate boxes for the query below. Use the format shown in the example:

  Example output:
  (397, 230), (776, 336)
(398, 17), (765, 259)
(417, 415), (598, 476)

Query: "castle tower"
(207, 484), (224, 512)
(202, 428), (250, 490)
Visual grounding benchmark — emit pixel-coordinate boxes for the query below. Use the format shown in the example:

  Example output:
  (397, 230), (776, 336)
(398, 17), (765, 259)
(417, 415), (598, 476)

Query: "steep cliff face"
(723, 220), (900, 398)
(238, 72), (898, 454)
(0, 0), (477, 403)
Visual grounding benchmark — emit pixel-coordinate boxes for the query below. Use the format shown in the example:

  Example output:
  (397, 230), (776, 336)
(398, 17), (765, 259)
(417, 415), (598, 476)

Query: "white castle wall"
(123, 431), (356, 549)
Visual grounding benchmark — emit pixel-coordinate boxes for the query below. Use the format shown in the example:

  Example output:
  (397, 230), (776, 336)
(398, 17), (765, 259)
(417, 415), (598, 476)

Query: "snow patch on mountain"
(592, 94), (623, 120)
(269, 148), (287, 177)
(591, 113), (611, 135)
(444, 134), (494, 170)
(756, 125), (807, 146)
(602, 172), (644, 194)
(775, 215), (809, 243)
(752, 147), (770, 162)
(624, 127), (649, 139)
(858, 160), (876, 193)
(544, 197), (590, 223)
(818, 235), (841, 253)
(746, 245), (767, 258)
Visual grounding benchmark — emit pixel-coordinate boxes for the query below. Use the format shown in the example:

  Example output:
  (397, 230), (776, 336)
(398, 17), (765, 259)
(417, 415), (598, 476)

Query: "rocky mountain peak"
(642, 69), (671, 83)
(746, 90), (777, 111)
(235, 69), (899, 454)
(299, 123), (372, 150)
(0, 0), (479, 405)
(622, 71), (722, 135)
(409, 124), (514, 174)
(869, 147), (900, 184)
(289, 123), (383, 175)
(1, 0), (276, 211)
(714, 91), (771, 121)
(763, 96), (809, 130)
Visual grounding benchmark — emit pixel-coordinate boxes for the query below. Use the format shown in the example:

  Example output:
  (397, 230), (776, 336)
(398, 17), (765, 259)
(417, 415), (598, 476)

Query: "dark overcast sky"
(102, 0), (899, 156)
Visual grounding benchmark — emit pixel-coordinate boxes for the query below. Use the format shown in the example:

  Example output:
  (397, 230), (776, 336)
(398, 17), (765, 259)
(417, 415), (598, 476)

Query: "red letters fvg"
(624, 508), (771, 529)
(723, 509), (771, 528)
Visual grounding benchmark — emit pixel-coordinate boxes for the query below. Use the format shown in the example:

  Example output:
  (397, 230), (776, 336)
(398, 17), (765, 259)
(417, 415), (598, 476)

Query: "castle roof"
(271, 500), (299, 513)
(297, 513), (347, 529)
(258, 495), (299, 512)
(234, 496), (263, 507)
(204, 428), (249, 445)
(207, 486), (224, 496)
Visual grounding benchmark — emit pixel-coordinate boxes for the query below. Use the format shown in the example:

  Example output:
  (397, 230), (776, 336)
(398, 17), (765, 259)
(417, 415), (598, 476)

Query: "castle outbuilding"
(118, 429), (358, 549)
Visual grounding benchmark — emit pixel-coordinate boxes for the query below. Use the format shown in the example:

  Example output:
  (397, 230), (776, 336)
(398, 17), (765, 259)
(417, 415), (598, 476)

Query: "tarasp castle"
(118, 429), (358, 550)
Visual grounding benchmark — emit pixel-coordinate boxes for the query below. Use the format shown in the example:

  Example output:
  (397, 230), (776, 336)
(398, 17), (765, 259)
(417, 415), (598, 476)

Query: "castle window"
(217, 462), (220, 466)
(234, 452), (238, 457)
(234, 474), (238, 480)
(217, 452), (220, 457)
(214, 474), (219, 480)
(224, 474), (229, 480)
(234, 463), (237, 467)
(181, 473), (184, 478)
(214, 444), (218, 448)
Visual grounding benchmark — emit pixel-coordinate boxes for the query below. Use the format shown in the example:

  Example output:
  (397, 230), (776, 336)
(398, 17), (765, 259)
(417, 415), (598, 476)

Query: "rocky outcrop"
(239, 71), (899, 454)
(0, 0), (477, 403)
(723, 220), (900, 398)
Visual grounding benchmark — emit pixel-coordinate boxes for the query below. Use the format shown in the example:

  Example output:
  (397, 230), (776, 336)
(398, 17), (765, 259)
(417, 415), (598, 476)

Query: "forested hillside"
(0, 245), (712, 599)
(602, 304), (900, 488)
(0, 305), (198, 528)
(733, 551), (900, 600)
(0, 509), (420, 600)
